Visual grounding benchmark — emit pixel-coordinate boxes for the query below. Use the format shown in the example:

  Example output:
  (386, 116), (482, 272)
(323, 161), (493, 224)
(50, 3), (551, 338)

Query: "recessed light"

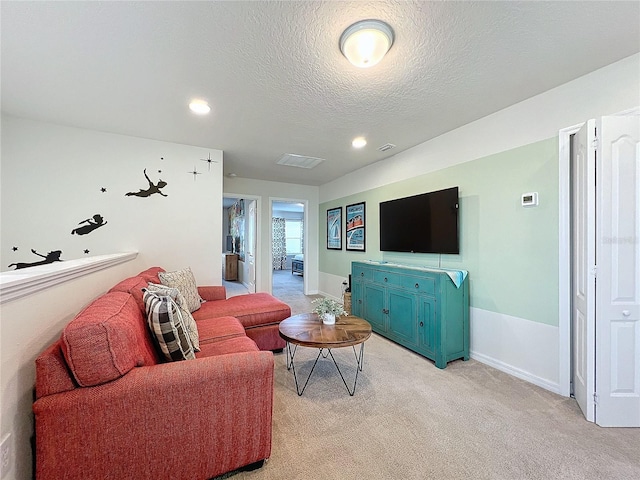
(352, 137), (367, 148)
(189, 99), (211, 115)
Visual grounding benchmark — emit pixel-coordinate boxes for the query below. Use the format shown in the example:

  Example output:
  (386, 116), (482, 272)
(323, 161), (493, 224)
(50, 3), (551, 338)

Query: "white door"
(246, 200), (257, 293)
(572, 120), (597, 422)
(594, 116), (640, 427)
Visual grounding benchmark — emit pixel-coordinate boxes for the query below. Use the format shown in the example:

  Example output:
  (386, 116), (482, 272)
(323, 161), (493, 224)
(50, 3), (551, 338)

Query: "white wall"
(1, 115), (223, 284)
(0, 258), (144, 480)
(224, 177), (319, 294)
(318, 53), (640, 394)
(320, 53), (640, 203)
(0, 116), (225, 480)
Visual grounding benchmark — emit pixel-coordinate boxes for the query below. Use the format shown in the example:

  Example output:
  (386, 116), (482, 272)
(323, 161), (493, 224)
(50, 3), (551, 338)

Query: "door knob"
(622, 310), (631, 317)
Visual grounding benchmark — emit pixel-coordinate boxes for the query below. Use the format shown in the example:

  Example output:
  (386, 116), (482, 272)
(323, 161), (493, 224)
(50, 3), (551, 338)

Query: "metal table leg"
(285, 341), (366, 396)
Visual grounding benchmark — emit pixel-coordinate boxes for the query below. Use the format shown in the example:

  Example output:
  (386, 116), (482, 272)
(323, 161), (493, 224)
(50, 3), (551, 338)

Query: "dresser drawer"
(353, 264), (373, 280)
(372, 270), (436, 295)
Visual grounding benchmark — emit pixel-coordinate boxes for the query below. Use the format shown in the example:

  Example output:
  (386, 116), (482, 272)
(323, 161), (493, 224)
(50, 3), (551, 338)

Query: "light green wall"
(319, 137), (559, 326)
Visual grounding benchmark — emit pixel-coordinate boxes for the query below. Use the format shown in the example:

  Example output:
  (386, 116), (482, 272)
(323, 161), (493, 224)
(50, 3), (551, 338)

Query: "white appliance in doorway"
(246, 200), (257, 293)
(572, 115), (640, 427)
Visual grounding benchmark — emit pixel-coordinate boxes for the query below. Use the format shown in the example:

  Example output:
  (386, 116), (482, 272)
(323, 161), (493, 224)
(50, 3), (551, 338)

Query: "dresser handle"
(358, 300), (362, 304)
(361, 272), (364, 276)
(415, 283), (419, 288)
(419, 321), (424, 327)
(384, 277), (388, 282)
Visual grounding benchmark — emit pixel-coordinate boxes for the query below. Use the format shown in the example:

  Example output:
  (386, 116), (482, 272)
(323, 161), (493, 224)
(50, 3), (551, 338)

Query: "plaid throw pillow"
(158, 267), (203, 312)
(146, 282), (200, 351)
(143, 289), (195, 361)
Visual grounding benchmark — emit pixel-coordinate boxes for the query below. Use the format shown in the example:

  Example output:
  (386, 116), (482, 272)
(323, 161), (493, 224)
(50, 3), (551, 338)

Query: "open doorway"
(271, 200), (305, 299)
(222, 196), (257, 296)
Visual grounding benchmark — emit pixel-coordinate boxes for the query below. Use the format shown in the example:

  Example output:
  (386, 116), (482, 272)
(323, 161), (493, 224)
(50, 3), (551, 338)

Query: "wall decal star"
(100, 187), (107, 193)
(84, 249), (90, 254)
(12, 246), (18, 252)
(188, 166), (202, 181)
(200, 153), (218, 171)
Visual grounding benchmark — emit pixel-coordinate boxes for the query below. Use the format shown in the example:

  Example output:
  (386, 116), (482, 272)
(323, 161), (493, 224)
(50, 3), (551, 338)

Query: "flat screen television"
(379, 187), (459, 254)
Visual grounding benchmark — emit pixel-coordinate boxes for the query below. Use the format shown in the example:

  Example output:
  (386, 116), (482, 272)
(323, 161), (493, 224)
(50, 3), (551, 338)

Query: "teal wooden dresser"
(351, 261), (469, 369)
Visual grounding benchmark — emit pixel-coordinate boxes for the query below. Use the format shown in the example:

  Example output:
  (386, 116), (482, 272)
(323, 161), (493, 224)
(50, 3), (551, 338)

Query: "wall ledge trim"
(0, 252), (138, 304)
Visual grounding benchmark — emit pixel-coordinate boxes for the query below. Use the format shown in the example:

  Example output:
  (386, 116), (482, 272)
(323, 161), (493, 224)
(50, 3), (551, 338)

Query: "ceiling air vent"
(378, 143), (396, 152)
(277, 154), (325, 169)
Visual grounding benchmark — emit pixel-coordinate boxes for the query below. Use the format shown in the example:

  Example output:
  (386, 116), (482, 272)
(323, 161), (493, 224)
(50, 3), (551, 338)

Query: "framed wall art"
(326, 206), (342, 250)
(346, 202), (366, 251)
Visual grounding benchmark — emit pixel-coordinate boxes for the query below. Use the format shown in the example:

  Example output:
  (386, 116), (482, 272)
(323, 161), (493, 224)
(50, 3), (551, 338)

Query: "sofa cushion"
(138, 266), (165, 284)
(108, 275), (148, 312)
(193, 293), (291, 328)
(196, 316), (246, 345)
(61, 291), (158, 387)
(195, 336), (259, 357)
(244, 324), (287, 351)
(197, 285), (227, 302)
(147, 282), (200, 351)
(159, 267), (203, 312)
(144, 290), (196, 361)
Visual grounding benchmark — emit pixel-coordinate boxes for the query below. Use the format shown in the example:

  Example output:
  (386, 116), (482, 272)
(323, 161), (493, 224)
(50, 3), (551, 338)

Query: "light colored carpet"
(271, 269), (321, 315)
(221, 272), (640, 479)
(224, 269), (321, 315)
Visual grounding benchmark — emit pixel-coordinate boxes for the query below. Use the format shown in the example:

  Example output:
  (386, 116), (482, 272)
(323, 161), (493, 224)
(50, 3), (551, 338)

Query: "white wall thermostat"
(521, 192), (538, 207)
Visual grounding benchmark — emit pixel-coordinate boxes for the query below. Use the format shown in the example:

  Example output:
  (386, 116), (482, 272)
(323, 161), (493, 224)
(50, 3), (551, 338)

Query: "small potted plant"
(312, 297), (347, 325)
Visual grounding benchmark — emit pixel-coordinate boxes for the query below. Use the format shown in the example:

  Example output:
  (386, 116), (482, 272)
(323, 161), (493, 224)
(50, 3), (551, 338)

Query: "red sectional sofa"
(32, 266), (292, 480)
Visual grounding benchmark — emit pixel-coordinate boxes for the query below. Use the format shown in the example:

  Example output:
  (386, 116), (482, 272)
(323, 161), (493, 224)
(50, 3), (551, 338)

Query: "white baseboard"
(470, 307), (562, 395)
(319, 271), (348, 301)
(317, 290), (342, 302)
(470, 350), (561, 394)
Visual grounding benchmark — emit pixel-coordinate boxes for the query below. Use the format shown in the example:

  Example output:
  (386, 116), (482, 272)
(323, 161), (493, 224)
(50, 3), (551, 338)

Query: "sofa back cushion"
(138, 266), (165, 284)
(108, 275), (148, 312)
(60, 291), (159, 387)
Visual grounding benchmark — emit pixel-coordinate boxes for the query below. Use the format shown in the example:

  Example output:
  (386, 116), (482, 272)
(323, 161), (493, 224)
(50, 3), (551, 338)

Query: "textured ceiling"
(2, 1), (639, 186)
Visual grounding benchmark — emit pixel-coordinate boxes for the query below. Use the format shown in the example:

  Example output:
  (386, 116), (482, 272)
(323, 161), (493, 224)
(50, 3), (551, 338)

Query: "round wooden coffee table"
(278, 313), (372, 396)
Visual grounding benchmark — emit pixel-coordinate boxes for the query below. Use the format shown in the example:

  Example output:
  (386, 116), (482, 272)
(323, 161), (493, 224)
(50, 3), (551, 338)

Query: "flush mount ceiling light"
(352, 137), (367, 148)
(189, 99), (210, 115)
(340, 19), (394, 68)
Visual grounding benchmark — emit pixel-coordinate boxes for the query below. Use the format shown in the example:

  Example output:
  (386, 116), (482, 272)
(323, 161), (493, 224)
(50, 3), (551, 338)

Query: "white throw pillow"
(158, 267), (203, 313)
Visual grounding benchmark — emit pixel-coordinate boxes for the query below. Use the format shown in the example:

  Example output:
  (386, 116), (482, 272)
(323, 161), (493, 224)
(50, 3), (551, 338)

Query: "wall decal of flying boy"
(71, 214), (107, 235)
(125, 169), (168, 197)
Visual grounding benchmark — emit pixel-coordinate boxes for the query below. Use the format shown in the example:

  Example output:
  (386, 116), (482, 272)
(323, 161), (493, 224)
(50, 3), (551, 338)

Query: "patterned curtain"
(272, 217), (287, 270)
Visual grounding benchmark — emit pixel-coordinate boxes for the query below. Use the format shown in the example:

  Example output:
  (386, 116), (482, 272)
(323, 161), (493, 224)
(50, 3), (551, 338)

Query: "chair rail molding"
(0, 252), (138, 304)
